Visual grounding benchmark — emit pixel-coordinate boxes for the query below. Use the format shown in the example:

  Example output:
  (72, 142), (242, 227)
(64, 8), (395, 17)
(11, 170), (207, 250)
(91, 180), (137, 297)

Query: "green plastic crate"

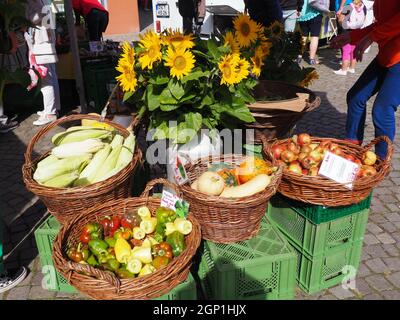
(35, 215), (196, 299)
(197, 221), (297, 300)
(270, 193), (372, 224)
(267, 201), (369, 257)
(155, 273), (197, 300)
(34, 216), (76, 293)
(290, 238), (364, 294)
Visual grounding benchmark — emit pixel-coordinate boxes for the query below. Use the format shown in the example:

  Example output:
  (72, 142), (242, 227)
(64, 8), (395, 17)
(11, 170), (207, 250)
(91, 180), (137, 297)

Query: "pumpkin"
(217, 168), (240, 187)
(237, 156), (272, 184)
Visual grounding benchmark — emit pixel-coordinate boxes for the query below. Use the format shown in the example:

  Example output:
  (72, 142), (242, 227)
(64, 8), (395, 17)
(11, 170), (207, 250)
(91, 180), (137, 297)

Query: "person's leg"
(99, 11), (109, 37)
(282, 9), (297, 32)
(298, 21), (310, 62)
(371, 62), (400, 158)
(0, 216), (4, 276)
(86, 9), (101, 41)
(346, 59), (386, 143)
(309, 15), (323, 64)
(341, 44), (351, 70)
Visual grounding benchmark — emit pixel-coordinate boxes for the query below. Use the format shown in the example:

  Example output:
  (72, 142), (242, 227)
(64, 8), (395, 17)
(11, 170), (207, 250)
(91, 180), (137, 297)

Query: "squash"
(220, 174), (271, 198)
(191, 179), (199, 190)
(237, 157), (273, 184)
(197, 172), (225, 196)
(217, 168), (240, 187)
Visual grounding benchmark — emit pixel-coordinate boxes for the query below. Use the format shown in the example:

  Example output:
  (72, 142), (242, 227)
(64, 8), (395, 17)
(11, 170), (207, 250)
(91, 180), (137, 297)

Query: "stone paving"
(0, 44), (399, 300)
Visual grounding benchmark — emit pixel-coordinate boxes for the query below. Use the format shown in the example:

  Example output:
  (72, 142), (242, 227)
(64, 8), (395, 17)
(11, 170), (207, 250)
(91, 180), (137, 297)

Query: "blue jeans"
(346, 59), (400, 158)
(282, 9), (298, 32)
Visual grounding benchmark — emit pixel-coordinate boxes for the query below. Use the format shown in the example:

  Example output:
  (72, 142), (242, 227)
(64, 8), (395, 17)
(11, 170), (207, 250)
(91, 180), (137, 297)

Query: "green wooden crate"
(155, 273), (197, 300)
(270, 193), (372, 224)
(267, 201), (369, 257)
(290, 238), (364, 294)
(198, 220), (297, 300)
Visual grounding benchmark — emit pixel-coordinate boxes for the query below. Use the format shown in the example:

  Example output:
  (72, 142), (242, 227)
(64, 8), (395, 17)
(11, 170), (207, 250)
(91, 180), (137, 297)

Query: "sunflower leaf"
(149, 75), (170, 85)
(160, 87), (178, 104)
(168, 80), (185, 100)
(146, 84), (161, 111)
(160, 104), (180, 111)
(207, 39), (220, 61)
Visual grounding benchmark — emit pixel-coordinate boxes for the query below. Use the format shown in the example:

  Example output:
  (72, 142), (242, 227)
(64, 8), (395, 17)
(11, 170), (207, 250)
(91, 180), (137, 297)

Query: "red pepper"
(100, 216), (112, 236)
(109, 216), (121, 236)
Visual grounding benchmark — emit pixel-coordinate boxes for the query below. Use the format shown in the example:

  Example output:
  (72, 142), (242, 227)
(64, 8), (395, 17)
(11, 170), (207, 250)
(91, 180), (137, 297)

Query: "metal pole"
(63, 0), (88, 113)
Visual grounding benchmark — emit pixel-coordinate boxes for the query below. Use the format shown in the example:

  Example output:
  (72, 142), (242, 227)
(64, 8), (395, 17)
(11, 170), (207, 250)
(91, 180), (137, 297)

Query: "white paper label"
(318, 151), (360, 189)
(161, 189), (189, 218)
(172, 154), (190, 186)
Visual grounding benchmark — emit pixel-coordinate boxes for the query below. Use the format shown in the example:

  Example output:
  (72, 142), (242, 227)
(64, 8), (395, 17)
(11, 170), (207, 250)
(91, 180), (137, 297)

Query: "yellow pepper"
(174, 218), (193, 235)
(138, 206), (151, 219)
(131, 246), (153, 264)
(140, 217), (157, 234)
(165, 222), (177, 236)
(115, 238), (132, 264)
(138, 264), (156, 277)
(126, 257), (142, 274)
(132, 227), (146, 240)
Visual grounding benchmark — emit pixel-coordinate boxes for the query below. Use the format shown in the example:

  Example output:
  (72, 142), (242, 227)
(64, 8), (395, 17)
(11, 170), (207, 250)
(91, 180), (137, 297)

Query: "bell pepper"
(80, 223), (104, 244)
(121, 210), (141, 229)
(155, 207), (177, 236)
(140, 217), (157, 234)
(67, 244), (90, 263)
(152, 256), (170, 270)
(138, 206), (151, 219)
(82, 223), (102, 236)
(88, 239), (109, 257)
(126, 257), (142, 274)
(114, 228), (132, 241)
(115, 268), (135, 279)
(138, 264), (156, 277)
(105, 237), (116, 248)
(115, 238), (132, 263)
(87, 255), (99, 267)
(132, 227), (146, 240)
(165, 222), (177, 236)
(98, 253), (116, 265)
(102, 258), (120, 272)
(152, 242), (174, 260)
(174, 218), (193, 235)
(131, 246), (153, 264)
(166, 231), (186, 257)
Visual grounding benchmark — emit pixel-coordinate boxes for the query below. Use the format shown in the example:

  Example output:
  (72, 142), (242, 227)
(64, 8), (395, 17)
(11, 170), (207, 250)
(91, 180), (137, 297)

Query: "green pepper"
(88, 239), (109, 257)
(105, 237), (116, 247)
(115, 268), (135, 279)
(90, 230), (104, 240)
(97, 253), (115, 265)
(81, 247), (90, 261)
(155, 207), (177, 236)
(102, 258), (120, 272)
(166, 231), (186, 257)
(87, 255), (99, 267)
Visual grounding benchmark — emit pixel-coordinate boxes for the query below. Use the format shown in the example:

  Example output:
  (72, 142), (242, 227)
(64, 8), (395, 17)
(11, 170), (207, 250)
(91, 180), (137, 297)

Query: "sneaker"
(0, 120), (19, 133)
(36, 111), (44, 116)
(0, 114), (17, 124)
(296, 56), (303, 64)
(0, 267), (28, 293)
(348, 69), (355, 74)
(33, 114), (57, 126)
(309, 58), (320, 66)
(334, 69), (348, 75)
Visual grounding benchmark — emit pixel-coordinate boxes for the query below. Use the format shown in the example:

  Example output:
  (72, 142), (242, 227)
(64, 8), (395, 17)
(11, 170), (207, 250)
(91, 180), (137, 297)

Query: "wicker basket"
(22, 114), (142, 226)
(264, 136), (393, 207)
(180, 154), (283, 244)
(52, 179), (201, 300)
(246, 80), (321, 143)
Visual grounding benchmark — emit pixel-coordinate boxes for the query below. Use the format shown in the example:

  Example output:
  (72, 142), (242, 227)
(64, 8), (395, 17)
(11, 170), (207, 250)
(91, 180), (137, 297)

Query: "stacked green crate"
(198, 220), (297, 300)
(267, 194), (371, 294)
(35, 215), (197, 300)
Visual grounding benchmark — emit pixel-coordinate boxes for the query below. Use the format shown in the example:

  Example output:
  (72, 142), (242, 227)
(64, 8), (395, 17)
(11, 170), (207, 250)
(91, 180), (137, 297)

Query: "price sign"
(161, 189), (189, 218)
(156, 3), (170, 18)
(318, 151), (361, 189)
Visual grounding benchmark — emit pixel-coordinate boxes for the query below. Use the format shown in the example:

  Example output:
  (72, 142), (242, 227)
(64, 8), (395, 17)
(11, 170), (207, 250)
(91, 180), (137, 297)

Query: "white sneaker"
(33, 114), (57, 126)
(36, 111), (44, 116)
(334, 69), (348, 75)
(348, 69), (355, 74)
(0, 267), (28, 293)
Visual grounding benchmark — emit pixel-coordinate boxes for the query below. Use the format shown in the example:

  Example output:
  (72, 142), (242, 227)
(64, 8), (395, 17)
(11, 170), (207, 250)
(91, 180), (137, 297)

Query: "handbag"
(309, 0), (331, 14)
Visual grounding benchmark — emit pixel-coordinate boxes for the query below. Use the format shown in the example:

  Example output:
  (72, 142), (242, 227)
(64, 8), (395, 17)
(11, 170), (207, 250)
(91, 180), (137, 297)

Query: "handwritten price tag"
(161, 189), (190, 218)
(318, 152), (360, 190)
(172, 154), (190, 186)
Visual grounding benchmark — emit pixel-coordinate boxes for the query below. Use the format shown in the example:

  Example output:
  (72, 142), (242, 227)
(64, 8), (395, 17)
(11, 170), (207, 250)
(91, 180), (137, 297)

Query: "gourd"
(220, 174), (271, 198)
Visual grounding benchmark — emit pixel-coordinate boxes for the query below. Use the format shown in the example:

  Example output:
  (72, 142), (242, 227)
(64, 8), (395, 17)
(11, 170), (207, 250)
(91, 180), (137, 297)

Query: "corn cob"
(51, 139), (105, 158)
(74, 145), (112, 186)
(93, 145), (122, 183)
(52, 129), (113, 146)
(37, 155), (59, 168)
(33, 154), (92, 184)
(110, 134), (124, 149)
(123, 132), (136, 151)
(115, 133), (136, 170)
(41, 171), (80, 188)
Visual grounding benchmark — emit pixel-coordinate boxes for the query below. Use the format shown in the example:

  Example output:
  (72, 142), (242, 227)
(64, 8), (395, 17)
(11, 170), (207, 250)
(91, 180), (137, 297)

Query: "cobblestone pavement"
(0, 45), (399, 300)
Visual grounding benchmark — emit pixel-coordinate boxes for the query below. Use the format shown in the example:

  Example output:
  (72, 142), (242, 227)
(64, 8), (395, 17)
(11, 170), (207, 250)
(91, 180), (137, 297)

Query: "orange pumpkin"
(218, 168), (240, 187)
(237, 157), (272, 184)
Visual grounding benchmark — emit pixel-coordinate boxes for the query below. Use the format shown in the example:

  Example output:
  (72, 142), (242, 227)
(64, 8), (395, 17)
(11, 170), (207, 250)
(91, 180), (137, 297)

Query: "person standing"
(297, 0), (325, 65)
(331, 0), (400, 159)
(362, 0), (374, 53)
(244, 0), (283, 27)
(72, 0), (109, 41)
(279, 0), (304, 32)
(26, 0), (61, 126)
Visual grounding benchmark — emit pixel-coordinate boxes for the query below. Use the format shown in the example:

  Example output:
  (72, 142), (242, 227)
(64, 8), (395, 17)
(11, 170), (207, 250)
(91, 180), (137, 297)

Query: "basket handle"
(361, 135), (394, 165)
(64, 260), (121, 293)
(23, 114), (128, 167)
(141, 178), (183, 199)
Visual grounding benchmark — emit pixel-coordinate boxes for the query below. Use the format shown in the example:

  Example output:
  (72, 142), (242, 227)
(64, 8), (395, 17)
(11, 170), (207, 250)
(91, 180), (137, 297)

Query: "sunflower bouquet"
(260, 21), (319, 87)
(115, 14), (271, 144)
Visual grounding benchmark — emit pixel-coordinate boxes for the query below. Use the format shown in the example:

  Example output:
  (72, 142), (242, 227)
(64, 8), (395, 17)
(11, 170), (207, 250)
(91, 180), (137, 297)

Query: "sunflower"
(163, 29), (195, 50)
(116, 62), (138, 93)
(259, 40), (272, 58)
(164, 47), (195, 80)
(223, 31), (240, 54)
(251, 50), (264, 77)
(218, 54), (240, 85)
(119, 41), (135, 66)
(234, 58), (250, 83)
(299, 70), (319, 87)
(138, 30), (162, 70)
(266, 21), (284, 38)
(233, 14), (261, 48)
